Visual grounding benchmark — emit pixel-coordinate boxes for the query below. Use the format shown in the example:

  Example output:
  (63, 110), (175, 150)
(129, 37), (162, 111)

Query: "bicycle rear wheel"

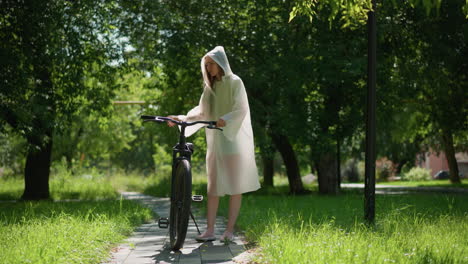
(169, 159), (192, 250)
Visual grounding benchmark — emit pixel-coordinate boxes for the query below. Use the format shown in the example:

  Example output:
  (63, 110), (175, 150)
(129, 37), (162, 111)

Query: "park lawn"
(2, 173), (466, 264)
(0, 176), (153, 264)
(0, 200), (153, 264)
(229, 193), (468, 264)
(141, 173), (466, 263)
(0, 174), (118, 201)
(376, 180), (468, 188)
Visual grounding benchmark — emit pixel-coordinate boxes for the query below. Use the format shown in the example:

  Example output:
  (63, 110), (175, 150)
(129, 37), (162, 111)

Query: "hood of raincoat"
(201, 46), (233, 90)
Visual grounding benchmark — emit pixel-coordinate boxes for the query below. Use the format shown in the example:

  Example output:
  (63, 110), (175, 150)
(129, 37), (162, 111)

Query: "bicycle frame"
(141, 115), (221, 250)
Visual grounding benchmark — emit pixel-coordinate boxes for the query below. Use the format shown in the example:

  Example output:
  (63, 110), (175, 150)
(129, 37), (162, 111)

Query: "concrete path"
(341, 183), (468, 194)
(103, 192), (252, 264)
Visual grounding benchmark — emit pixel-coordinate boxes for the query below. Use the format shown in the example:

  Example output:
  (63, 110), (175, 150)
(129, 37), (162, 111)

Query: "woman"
(168, 46), (260, 242)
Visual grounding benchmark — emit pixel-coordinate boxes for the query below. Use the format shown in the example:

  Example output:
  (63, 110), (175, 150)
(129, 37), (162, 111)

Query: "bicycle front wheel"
(169, 159), (192, 251)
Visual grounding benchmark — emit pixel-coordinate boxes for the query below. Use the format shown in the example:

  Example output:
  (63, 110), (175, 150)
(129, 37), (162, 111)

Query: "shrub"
(402, 167), (432, 181)
(376, 159), (393, 181)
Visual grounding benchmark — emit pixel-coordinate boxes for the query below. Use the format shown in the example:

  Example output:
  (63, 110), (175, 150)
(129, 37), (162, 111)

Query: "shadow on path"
(103, 192), (252, 264)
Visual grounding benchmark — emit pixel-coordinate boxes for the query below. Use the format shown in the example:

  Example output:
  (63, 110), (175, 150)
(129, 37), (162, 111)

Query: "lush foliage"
(0, 0), (122, 140)
(0, 0), (128, 199)
(1, 0), (467, 200)
(290, 0), (468, 25)
(402, 167), (432, 181)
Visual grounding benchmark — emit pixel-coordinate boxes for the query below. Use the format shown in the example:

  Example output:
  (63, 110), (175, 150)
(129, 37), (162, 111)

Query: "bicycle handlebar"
(141, 115), (223, 131)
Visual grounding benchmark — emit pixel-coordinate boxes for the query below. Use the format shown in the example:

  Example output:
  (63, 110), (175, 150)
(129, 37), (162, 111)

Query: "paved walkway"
(341, 183), (468, 194)
(103, 192), (252, 264)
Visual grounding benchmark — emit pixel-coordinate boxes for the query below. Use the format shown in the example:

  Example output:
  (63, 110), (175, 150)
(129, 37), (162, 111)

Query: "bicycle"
(141, 115), (222, 251)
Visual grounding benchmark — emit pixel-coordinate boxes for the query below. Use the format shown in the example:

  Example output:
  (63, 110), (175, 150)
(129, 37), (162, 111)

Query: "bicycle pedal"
(158, 217), (169, 228)
(192, 195), (204, 202)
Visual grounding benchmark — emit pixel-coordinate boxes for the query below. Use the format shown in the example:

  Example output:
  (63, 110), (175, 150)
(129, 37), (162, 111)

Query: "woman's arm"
(221, 78), (248, 124)
(180, 89), (210, 122)
(220, 78), (249, 140)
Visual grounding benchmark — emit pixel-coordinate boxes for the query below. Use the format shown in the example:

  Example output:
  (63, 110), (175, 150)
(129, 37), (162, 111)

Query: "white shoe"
(219, 231), (234, 242)
(195, 234), (216, 242)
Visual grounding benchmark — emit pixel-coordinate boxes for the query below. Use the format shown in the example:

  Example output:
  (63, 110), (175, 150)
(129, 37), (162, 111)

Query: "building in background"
(416, 151), (468, 178)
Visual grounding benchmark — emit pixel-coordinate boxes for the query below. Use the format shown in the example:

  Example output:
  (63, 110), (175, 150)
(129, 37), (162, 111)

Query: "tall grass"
(233, 194), (468, 264)
(0, 200), (153, 264)
(0, 170), (153, 264)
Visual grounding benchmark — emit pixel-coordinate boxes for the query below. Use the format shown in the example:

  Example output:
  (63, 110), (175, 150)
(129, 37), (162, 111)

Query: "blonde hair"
(203, 56), (225, 89)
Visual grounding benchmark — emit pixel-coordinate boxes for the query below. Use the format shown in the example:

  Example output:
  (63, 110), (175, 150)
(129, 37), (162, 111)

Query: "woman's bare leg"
(204, 194), (219, 235)
(196, 195), (219, 241)
(200, 151), (218, 238)
(224, 194), (242, 236)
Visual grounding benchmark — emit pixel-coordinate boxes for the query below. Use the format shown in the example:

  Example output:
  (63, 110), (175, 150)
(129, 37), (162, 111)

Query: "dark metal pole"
(364, 0), (377, 224)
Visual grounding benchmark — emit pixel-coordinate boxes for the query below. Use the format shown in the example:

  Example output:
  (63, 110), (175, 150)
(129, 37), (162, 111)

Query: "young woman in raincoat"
(168, 46), (260, 242)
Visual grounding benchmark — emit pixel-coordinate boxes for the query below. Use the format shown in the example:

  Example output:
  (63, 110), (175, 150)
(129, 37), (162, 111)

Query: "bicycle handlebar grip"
(141, 115), (156, 120)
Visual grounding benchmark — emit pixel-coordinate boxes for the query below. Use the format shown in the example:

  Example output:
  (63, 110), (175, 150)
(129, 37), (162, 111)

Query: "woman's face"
(205, 56), (221, 78)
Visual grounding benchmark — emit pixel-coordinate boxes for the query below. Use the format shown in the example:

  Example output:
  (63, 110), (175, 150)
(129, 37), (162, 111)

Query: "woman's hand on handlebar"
(167, 116), (181, 127)
(216, 118), (226, 128)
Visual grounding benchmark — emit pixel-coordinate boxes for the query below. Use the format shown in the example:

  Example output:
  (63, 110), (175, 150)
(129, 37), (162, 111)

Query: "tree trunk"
(395, 159), (408, 175)
(270, 133), (305, 194)
(22, 137), (53, 200)
(262, 152), (274, 187)
(441, 128), (461, 184)
(309, 144), (317, 175)
(336, 137), (341, 190)
(65, 153), (73, 171)
(316, 151), (339, 195)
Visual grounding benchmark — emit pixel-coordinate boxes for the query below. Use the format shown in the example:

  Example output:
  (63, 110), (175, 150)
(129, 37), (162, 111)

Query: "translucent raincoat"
(177, 46), (261, 196)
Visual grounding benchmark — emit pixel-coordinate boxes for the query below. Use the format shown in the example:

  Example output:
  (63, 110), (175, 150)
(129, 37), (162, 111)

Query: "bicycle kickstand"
(190, 210), (201, 235)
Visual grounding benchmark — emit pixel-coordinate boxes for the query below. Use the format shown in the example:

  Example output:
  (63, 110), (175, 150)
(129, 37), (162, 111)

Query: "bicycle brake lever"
(154, 117), (166, 123)
(141, 116), (165, 123)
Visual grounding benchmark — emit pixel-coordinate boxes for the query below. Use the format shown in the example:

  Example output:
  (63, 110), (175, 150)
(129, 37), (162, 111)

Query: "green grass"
(133, 171), (467, 263)
(0, 173), (153, 264)
(376, 180), (468, 188)
(2, 171), (467, 264)
(231, 193), (468, 264)
(0, 199), (153, 264)
(0, 174), (117, 201)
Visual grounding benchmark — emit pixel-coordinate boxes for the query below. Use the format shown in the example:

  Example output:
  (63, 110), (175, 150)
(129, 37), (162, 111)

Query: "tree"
(376, 1), (467, 183)
(118, 0), (311, 193)
(305, 13), (367, 194)
(392, 1), (467, 183)
(118, 0), (375, 195)
(291, 0), (468, 186)
(289, 0), (468, 25)
(0, 0), (122, 199)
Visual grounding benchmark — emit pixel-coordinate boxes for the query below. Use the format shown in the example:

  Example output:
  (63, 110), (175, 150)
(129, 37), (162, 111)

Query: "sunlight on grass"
(377, 180), (467, 188)
(0, 177), (23, 200)
(256, 214), (466, 263)
(2, 170), (467, 264)
(0, 173), (117, 201)
(0, 172), (153, 264)
(235, 194), (468, 264)
(0, 200), (153, 264)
